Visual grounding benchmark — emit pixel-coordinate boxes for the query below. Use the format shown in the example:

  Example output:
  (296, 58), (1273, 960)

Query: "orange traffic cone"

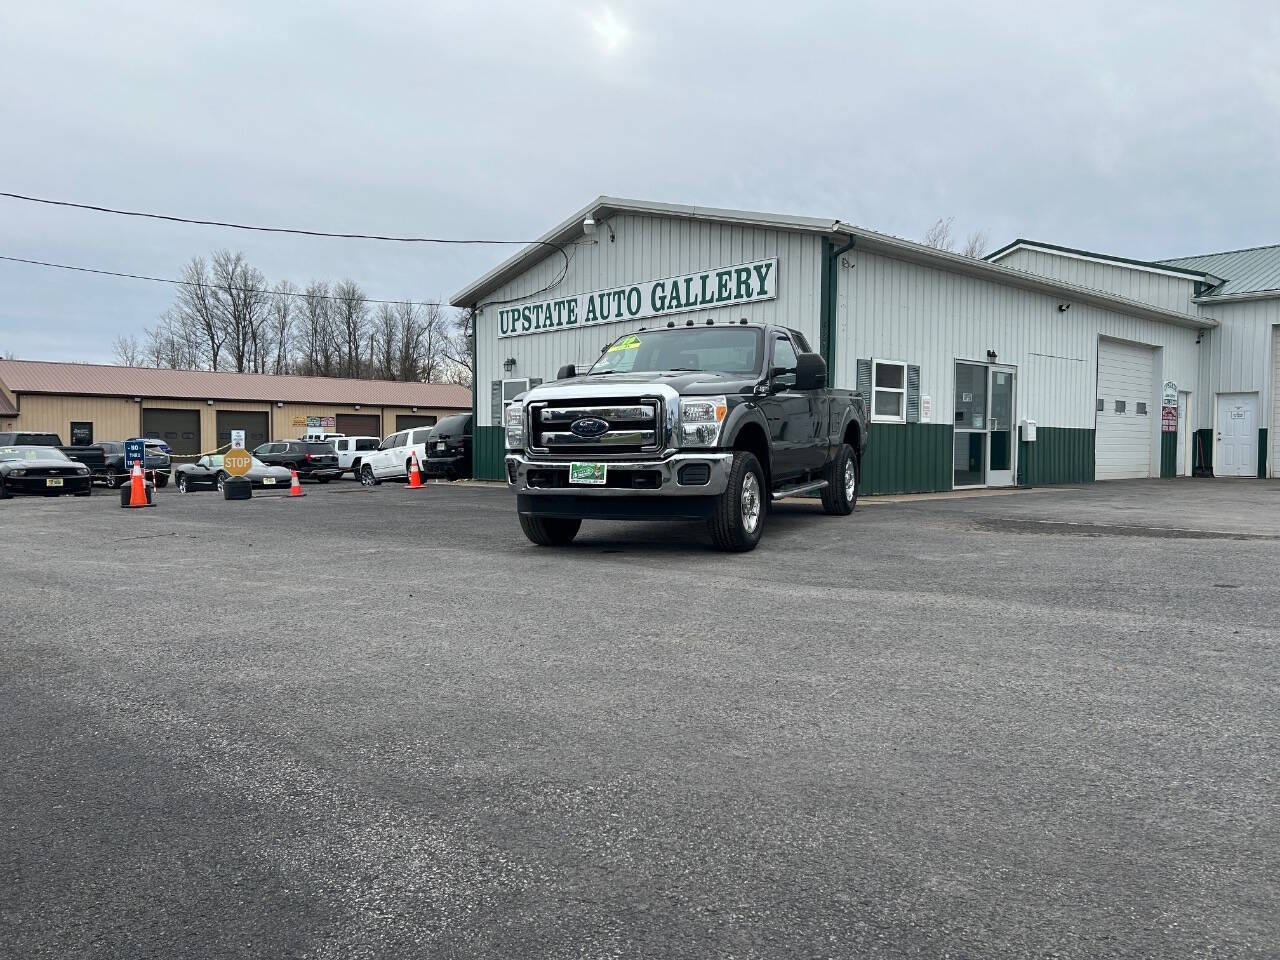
(407, 452), (425, 489)
(288, 469), (305, 497)
(125, 462), (152, 508)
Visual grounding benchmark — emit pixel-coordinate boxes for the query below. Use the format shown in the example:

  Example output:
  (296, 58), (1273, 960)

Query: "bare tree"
(2, 350), (15, 360)
(268, 281), (296, 375)
(922, 217), (956, 252)
(209, 250), (272, 373)
(442, 307), (474, 387)
(960, 229), (989, 259)
(295, 282), (336, 377)
(112, 334), (144, 367)
(331, 280), (369, 378)
(370, 302), (400, 380)
(144, 308), (200, 369)
(174, 256), (225, 369)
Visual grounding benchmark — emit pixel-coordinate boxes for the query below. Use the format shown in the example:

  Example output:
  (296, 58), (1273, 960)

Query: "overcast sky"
(1, 1), (1277, 363)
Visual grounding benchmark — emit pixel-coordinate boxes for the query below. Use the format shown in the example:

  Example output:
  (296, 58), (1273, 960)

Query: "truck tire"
(820, 443), (858, 516)
(707, 450), (766, 552)
(519, 514), (581, 546)
(360, 464), (380, 486)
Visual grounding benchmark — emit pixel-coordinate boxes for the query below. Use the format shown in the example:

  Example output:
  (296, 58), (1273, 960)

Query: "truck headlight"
(679, 395), (727, 448)
(504, 403), (526, 449)
(9, 468), (25, 477)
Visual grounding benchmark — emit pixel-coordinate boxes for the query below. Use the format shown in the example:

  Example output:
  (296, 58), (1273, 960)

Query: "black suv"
(424, 414), (473, 480)
(252, 440), (342, 482)
(97, 441), (171, 488)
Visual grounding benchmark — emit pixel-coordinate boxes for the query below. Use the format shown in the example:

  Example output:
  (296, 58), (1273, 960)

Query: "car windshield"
(587, 328), (763, 376)
(435, 415), (469, 433)
(251, 457), (268, 469)
(207, 455), (224, 468)
(0, 446), (67, 462)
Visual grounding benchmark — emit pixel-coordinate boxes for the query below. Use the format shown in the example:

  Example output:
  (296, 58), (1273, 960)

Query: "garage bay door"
(142, 408), (201, 456)
(1096, 339), (1155, 480)
(336, 413), (381, 437)
(216, 411), (269, 450)
(396, 414), (438, 431)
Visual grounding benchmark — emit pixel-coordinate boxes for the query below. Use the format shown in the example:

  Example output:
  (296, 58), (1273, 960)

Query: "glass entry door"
(953, 362), (1017, 488)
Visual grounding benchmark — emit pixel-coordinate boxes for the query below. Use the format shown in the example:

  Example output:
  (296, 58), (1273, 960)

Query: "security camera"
(1057, 303), (1070, 312)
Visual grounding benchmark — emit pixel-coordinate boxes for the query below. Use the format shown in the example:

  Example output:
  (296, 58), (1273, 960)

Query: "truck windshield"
(588, 328), (762, 376)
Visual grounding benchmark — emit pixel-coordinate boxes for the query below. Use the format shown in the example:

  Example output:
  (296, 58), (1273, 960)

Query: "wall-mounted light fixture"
(133, 397), (142, 403)
(582, 216), (596, 236)
(354, 404), (361, 410)
(986, 350), (998, 362)
(276, 402), (284, 408)
(206, 399), (214, 406)
(503, 357), (517, 373)
(411, 406), (418, 413)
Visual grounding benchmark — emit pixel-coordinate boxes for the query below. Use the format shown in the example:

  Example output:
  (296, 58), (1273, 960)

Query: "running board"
(772, 479), (828, 501)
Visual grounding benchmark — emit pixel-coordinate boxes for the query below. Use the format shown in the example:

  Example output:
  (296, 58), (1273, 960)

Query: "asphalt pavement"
(2, 477), (1276, 958)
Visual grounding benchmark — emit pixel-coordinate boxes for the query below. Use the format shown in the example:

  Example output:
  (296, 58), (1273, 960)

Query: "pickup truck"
(503, 321), (868, 551)
(0, 431), (107, 476)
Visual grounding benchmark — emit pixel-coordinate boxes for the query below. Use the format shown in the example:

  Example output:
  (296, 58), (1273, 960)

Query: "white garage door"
(1096, 339), (1155, 480)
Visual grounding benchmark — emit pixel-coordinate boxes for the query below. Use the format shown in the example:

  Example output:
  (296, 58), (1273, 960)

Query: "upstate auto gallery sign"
(496, 258), (778, 339)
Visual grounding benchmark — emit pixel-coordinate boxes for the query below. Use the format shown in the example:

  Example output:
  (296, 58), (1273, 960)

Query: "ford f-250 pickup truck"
(503, 320), (869, 551)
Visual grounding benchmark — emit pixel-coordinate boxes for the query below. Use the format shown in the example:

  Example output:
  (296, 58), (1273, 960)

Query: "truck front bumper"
(506, 451), (733, 520)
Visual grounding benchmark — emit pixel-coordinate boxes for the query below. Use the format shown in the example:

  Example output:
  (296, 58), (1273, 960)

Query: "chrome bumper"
(506, 452), (732, 497)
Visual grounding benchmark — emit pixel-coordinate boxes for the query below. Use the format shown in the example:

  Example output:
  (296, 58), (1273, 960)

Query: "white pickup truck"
(330, 435), (381, 478)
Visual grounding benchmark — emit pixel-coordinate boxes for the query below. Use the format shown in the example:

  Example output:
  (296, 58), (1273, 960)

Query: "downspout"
(821, 234), (856, 387)
(469, 305), (479, 478)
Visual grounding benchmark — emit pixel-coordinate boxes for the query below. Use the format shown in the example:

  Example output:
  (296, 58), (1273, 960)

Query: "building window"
(1136, 402), (1148, 415)
(70, 421), (93, 445)
(872, 360), (907, 421)
(1096, 399), (1105, 412)
(1115, 400), (1126, 414)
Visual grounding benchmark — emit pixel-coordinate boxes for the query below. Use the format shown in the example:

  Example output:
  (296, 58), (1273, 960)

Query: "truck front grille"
(529, 398), (663, 458)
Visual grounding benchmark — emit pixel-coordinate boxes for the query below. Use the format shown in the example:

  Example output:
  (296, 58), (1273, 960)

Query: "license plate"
(262, 477), (276, 485)
(436, 442), (447, 451)
(569, 462), (607, 485)
(46, 478), (64, 487)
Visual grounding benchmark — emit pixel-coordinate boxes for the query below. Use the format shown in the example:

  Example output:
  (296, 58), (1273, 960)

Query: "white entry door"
(1176, 392), (1190, 476)
(1216, 393), (1257, 477)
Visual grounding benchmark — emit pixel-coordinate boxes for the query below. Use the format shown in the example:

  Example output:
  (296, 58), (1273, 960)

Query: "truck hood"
(531, 370), (756, 397)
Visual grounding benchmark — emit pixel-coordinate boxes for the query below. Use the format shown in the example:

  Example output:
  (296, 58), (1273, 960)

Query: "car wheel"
(74, 486), (92, 497)
(216, 471), (228, 492)
(317, 477), (331, 484)
(519, 514), (582, 546)
(0, 482), (10, 500)
(820, 442), (858, 516)
(109, 473), (124, 489)
(178, 474), (189, 493)
(707, 451), (767, 552)
(360, 464), (379, 486)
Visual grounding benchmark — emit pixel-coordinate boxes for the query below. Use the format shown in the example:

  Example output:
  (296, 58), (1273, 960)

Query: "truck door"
(761, 334), (809, 481)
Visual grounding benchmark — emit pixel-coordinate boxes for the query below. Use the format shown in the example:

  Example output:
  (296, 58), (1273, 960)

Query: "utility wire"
(0, 189), (575, 305)
(0, 254), (446, 308)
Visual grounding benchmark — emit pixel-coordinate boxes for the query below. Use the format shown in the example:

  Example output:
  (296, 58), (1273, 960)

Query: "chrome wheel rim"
(844, 458), (857, 500)
(741, 471), (761, 534)
(178, 476), (187, 493)
(361, 468), (373, 486)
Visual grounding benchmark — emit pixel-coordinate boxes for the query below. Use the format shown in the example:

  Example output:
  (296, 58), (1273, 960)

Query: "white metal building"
(452, 197), (1278, 493)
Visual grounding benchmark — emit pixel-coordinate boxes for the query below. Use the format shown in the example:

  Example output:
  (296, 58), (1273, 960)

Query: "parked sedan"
(174, 455), (293, 493)
(0, 446), (93, 498)
(251, 440), (342, 482)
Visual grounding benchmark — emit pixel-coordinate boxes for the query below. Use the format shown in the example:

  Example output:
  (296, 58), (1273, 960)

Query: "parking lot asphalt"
(2, 477), (1276, 959)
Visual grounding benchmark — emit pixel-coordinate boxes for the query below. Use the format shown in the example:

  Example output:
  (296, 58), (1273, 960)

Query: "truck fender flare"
(722, 405), (771, 454)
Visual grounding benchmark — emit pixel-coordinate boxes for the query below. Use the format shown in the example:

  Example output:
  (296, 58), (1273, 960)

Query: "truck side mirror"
(556, 363), (576, 379)
(794, 352), (827, 390)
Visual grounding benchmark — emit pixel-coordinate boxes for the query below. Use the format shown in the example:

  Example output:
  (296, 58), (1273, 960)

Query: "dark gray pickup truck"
(503, 321), (869, 551)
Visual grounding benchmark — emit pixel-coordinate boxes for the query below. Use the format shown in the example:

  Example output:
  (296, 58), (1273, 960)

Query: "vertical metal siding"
(836, 250), (1201, 436)
(1194, 299), (1280, 431)
(470, 214), (824, 426)
(995, 248), (1198, 313)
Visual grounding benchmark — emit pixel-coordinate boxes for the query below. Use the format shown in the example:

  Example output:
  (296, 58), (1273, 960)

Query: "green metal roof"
(1160, 244), (1280, 298)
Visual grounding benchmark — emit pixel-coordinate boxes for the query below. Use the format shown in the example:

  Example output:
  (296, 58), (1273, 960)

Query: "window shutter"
(856, 358), (872, 397)
(490, 380), (503, 426)
(906, 365), (921, 423)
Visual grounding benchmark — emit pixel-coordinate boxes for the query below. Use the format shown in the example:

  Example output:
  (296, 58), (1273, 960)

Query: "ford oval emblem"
(570, 416), (609, 438)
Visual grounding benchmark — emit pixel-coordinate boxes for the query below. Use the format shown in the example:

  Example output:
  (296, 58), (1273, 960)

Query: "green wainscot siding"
(861, 423), (952, 495)
(474, 425), (506, 481)
(1259, 429), (1269, 479)
(1160, 432), (1178, 478)
(1017, 427), (1095, 486)
(1193, 428), (1214, 475)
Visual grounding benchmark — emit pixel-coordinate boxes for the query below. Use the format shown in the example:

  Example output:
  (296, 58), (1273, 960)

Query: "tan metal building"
(0, 360), (470, 455)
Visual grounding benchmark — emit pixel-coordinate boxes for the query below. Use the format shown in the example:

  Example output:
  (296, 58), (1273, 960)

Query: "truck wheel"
(708, 451), (766, 552)
(519, 514), (582, 546)
(820, 443), (858, 516)
(360, 464), (380, 486)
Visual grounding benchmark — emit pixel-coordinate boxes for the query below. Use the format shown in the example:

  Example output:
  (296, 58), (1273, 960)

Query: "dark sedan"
(0, 446), (93, 498)
(423, 414), (473, 480)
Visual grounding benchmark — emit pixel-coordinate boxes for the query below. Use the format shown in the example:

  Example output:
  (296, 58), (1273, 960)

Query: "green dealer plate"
(569, 462), (607, 485)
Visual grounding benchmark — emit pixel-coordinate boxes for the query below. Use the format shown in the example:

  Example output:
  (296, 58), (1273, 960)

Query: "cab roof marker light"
(686, 319), (694, 326)
(666, 321), (675, 328)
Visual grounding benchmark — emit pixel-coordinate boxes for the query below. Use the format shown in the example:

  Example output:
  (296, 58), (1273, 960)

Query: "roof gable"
(1161, 244), (1280, 298)
(986, 239), (1218, 284)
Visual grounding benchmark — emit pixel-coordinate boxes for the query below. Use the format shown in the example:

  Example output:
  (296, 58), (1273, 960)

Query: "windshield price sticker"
(608, 335), (642, 353)
(495, 258), (778, 339)
(569, 462), (607, 485)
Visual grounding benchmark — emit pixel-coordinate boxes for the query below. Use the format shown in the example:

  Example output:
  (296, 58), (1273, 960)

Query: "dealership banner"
(495, 258), (778, 339)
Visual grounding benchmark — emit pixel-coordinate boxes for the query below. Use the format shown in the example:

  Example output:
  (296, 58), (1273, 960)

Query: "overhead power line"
(0, 254), (447, 308)
(0, 189), (575, 305)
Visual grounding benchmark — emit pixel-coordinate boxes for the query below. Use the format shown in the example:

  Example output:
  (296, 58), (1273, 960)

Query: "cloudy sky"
(1, 1), (1277, 363)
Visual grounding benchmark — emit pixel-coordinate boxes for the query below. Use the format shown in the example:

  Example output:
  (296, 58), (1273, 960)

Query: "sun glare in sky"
(591, 8), (629, 51)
